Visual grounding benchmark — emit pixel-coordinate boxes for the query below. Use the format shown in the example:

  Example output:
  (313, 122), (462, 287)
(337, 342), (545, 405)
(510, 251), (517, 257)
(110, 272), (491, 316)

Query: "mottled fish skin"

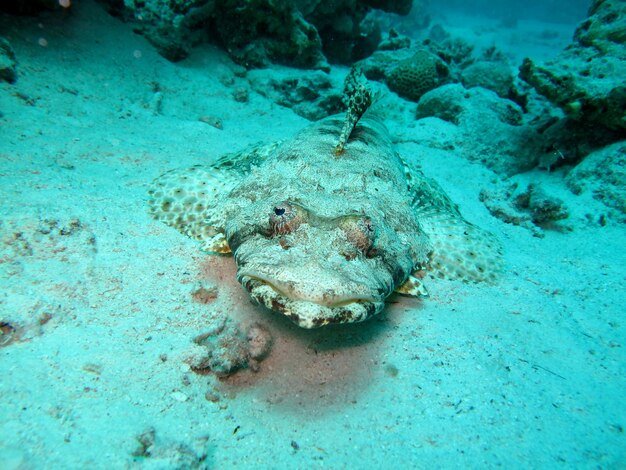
(148, 114), (502, 328)
(219, 115), (431, 328)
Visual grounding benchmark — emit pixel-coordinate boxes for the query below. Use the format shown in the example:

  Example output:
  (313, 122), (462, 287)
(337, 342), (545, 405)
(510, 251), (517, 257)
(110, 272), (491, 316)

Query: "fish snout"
(237, 274), (386, 328)
(237, 265), (384, 307)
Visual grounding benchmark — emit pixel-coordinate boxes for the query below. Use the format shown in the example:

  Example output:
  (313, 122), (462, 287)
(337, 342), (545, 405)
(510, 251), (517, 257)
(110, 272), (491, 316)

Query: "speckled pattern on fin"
(407, 167), (503, 283)
(396, 274), (429, 297)
(212, 141), (283, 174)
(147, 142), (280, 254)
(147, 165), (235, 253)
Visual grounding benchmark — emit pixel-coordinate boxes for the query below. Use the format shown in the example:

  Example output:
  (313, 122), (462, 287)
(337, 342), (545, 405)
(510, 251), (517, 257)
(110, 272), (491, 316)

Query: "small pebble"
(233, 87), (249, 103)
(171, 391), (189, 402)
(191, 283), (218, 304)
(246, 323), (273, 360)
(384, 364), (399, 377)
(82, 363), (103, 375)
(199, 116), (223, 130)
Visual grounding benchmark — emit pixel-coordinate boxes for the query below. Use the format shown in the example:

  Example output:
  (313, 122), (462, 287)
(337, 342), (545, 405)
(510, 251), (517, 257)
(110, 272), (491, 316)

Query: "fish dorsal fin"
(147, 142), (280, 254)
(407, 167), (503, 283)
(334, 67), (376, 156)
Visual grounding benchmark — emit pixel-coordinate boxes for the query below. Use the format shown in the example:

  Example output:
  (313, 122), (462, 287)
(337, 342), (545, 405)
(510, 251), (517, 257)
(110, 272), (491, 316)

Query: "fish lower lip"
(239, 276), (384, 328)
(238, 274), (376, 307)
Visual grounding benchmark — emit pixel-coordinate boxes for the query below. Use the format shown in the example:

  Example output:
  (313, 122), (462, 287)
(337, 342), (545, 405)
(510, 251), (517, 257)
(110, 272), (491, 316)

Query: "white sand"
(1, 2), (624, 468)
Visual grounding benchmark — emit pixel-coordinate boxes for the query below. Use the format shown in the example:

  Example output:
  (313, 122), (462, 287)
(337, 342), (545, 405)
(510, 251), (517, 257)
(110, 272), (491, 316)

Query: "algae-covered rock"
(566, 141), (626, 222)
(519, 0), (626, 132)
(212, 0), (328, 69)
(0, 38), (17, 84)
(191, 318), (250, 376)
(248, 68), (343, 120)
(480, 182), (569, 237)
(416, 84), (541, 175)
(98, 0), (414, 67)
(575, 0), (626, 51)
(461, 61), (514, 99)
(101, 0), (217, 62)
(377, 28), (411, 51)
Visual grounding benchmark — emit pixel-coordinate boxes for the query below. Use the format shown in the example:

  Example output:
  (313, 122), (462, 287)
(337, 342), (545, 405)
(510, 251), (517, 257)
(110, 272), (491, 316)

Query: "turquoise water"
(1, 1), (624, 468)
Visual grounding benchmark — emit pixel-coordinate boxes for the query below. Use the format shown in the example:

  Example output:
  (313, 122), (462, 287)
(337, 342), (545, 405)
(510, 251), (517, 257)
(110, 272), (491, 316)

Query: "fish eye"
(341, 216), (376, 253)
(269, 202), (304, 235)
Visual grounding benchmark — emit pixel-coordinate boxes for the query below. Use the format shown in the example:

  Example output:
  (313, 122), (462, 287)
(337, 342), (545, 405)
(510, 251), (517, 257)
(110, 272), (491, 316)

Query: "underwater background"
(1, 0), (624, 468)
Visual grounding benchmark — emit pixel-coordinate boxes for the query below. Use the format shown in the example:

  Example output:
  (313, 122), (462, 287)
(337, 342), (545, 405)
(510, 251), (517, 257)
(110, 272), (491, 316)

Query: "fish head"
(225, 199), (415, 328)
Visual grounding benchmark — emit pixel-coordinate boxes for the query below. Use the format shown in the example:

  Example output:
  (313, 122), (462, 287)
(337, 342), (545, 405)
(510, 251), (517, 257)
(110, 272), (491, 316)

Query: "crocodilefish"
(148, 77), (502, 328)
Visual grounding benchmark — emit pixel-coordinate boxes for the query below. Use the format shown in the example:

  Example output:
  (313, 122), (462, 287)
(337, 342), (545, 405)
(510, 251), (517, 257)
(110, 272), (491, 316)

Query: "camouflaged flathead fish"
(148, 73), (502, 328)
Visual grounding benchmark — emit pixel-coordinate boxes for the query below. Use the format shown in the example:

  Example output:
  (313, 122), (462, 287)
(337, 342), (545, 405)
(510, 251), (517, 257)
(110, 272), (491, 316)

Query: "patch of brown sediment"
(198, 256), (238, 286)
(219, 319), (387, 414)
(201, 253), (419, 414)
(197, 256), (423, 414)
(197, 256), (248, 323)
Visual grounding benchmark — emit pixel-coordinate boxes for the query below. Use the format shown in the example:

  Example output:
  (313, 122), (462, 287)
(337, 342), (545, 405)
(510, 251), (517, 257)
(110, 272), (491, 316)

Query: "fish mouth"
(239, 275), (385, 329)
(238, 270), (379, 307)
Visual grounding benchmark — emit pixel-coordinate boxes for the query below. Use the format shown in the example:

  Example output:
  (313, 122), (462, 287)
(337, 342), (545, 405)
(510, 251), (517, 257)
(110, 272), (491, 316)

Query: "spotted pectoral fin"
(423, 215), (503, 283)
(212, 141), (283, 174)
(407, 168), (503, 283)
(148, 164), (237, 254)
(395, 274), (429, 297)
(148, 142), (281, 254)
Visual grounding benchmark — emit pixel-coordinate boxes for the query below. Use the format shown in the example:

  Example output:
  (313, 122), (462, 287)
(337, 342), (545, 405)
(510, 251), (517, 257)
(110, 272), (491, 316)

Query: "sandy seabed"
(1, 2), (624, 468)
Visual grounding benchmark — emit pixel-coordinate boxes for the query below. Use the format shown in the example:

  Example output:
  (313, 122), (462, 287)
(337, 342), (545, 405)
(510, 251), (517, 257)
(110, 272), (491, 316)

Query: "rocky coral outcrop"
(97, 0), (414, 67)
(97, 0), (216, 62)
(357, 45), (450, 101)
(461, 60), (514, 99)
(566, 141), (626, 222)
(480, 182), (569, 237)
(416, 84), (542, 175)
(212, 0), (328, 69)
(426, 36), (475, 79)
(0, 38), (17, 83)
(520, 0), (626, 133)
(247, 68), (343, 120)
(357, 29), (518, 105)
(377, 28), (411, 51)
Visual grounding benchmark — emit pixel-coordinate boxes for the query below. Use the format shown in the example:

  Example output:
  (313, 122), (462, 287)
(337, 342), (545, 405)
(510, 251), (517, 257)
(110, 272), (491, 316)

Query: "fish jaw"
(239, 276), (386, 328)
